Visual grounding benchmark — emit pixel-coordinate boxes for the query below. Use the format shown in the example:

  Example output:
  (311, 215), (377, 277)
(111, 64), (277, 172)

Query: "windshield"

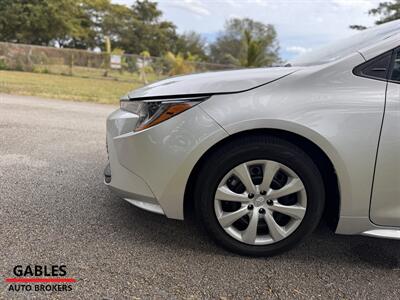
(290, 20), (400, 66)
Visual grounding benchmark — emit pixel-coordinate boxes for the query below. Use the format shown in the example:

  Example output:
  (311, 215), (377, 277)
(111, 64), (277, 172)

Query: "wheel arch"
(184, 128), (341, 230)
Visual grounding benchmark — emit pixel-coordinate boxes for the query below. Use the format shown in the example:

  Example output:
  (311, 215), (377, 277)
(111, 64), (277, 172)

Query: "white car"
(105, 20), (400, 256)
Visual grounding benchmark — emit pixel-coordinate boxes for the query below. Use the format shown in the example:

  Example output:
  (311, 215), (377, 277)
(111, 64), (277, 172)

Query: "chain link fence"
(0, 42), (237, 84)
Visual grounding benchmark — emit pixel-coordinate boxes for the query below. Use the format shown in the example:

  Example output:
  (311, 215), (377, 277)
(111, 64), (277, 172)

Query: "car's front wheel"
(194, 135), (325, 256)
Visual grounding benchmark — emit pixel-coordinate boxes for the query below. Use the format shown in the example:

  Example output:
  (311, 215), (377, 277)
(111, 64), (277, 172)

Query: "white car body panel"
(107, 106), (228, 218)
(370, 81), (400, 226)
(106, 110), (156, 199)
(106, 22), (400, 240)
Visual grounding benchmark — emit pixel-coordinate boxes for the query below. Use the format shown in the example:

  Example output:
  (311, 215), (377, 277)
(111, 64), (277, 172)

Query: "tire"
(194, 135), (325, 257)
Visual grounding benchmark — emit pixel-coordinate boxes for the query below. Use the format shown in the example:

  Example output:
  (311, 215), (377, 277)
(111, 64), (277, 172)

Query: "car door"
(370, 48), (400, 226)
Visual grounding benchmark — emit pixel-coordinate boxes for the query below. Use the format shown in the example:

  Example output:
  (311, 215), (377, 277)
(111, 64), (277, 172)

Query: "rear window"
(290, 20), (400, 66)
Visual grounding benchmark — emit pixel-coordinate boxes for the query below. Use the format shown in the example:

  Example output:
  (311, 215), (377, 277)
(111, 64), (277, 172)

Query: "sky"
(112, 0), (383, 60)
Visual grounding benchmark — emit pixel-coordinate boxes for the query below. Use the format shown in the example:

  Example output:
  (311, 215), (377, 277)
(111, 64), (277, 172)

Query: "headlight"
(120, 96), (209, 132)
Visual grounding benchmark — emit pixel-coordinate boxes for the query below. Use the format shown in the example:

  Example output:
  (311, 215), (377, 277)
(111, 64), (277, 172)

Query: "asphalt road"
(1, 93), (399, 299)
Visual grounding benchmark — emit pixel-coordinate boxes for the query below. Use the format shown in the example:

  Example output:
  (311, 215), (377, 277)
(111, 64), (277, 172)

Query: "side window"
(353, 51), (392, 81)
(390, 50), (400, 82)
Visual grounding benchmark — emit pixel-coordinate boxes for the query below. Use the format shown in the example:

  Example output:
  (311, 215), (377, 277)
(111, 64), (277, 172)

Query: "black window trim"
(353, 46), (400, 84)
(388, 46), (400, 84)
(353, 49), (393, 82)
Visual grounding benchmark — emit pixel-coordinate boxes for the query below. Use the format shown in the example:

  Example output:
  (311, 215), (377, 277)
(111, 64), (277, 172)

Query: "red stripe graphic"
(5, 278), (76, 283)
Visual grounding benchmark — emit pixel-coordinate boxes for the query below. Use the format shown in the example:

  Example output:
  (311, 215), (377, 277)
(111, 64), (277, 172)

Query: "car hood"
(126, 67), (301, 100)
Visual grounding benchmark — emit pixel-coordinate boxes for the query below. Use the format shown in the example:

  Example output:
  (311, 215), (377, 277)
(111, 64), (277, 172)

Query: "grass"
(0, 70), (145, 104)
(33, 64), (163, 83)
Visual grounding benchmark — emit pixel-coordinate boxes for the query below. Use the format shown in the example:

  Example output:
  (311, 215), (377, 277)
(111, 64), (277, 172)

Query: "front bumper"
(105, 105), (228, 219)
(105, 109), (165, 215)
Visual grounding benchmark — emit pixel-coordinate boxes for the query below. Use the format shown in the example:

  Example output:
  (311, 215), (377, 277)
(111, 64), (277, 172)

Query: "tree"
(349, 25), (367, 31)
(138, 50), (152, 84)
(209, 18), (279, 67)
(69, 0), (110, 49)
(164, 51), (202, 75)
(102, 0), (179, 56)
(174, 32), (208, 61)
(350, 0), (400, 30)
(0, 0), (188, 55)
(0, 0), (108, 48)
(371, 1), (400, 24)
(100, 3), (132, 50)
